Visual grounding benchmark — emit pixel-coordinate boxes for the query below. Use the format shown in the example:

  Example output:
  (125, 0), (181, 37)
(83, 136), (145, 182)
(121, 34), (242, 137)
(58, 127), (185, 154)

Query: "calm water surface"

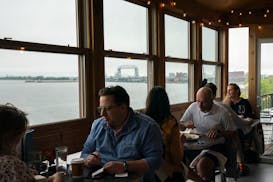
(0, 80), (188, 125)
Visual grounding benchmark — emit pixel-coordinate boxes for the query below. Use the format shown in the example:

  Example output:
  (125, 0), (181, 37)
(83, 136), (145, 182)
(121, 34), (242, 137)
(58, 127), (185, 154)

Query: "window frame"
(163, 11), (194, 103)
(103, 0), (153, 110)
(201, 25), (222, 98)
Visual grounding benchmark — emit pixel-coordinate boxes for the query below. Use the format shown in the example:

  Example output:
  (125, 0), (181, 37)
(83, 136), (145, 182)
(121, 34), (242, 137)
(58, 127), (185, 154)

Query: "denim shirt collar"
(102, 107), (138, 137)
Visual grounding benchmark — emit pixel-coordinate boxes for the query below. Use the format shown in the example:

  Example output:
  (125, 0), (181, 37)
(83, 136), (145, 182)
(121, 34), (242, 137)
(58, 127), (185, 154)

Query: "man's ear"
(119, 103), (128, 111)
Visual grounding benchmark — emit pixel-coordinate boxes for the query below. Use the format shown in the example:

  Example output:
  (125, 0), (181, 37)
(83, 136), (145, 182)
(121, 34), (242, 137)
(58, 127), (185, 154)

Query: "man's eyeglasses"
(97, 105), (119, 113)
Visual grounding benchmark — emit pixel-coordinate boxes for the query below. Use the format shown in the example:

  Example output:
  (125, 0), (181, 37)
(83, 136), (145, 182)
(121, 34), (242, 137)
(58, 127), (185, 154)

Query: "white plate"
(183, 133), (199, 141)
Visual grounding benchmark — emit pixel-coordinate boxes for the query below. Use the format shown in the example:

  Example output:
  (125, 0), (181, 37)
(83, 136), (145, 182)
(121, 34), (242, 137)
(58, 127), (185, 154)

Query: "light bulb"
(170, 1), (176, 7)
(159, 2), (165, 8)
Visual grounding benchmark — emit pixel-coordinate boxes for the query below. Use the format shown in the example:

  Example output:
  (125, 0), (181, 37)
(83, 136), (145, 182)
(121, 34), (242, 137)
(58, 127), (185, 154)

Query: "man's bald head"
(196, 87), (214, 112)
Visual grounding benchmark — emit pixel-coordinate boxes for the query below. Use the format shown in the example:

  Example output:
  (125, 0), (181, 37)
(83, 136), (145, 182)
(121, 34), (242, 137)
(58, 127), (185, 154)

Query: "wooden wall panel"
(249, 24), (273, 117)
(171, 102), (192, 121)
(32, 120), (90, 154)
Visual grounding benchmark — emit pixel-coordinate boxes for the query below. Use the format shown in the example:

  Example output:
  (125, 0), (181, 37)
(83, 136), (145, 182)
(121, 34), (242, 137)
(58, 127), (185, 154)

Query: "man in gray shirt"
(180, 87), (236, 181)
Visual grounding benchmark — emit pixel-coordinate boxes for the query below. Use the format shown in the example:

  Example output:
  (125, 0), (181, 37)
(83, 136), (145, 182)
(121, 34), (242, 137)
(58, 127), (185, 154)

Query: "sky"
(0, 0), (77, 77)
(229, 27), (273, 76)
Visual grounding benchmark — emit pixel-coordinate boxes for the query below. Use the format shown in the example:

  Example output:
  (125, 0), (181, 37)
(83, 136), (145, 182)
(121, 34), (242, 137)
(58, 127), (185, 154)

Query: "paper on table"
(92, 167), (128, 178)
(115, 173), (128, 177)
(180, 128), (205, 136)
(92, 167), (104, 178)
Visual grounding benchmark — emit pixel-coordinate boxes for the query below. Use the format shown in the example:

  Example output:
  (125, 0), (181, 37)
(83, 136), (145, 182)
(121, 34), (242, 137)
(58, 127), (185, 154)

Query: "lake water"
(0, 80), (188, 125)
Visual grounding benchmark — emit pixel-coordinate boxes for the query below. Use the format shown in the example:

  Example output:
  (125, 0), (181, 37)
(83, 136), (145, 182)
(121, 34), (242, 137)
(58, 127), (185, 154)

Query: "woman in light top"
(0, 104), (63, 182)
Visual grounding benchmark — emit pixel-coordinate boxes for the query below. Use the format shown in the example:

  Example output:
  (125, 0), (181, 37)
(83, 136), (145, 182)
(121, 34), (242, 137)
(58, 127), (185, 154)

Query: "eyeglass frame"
(96, 105), (120, 114)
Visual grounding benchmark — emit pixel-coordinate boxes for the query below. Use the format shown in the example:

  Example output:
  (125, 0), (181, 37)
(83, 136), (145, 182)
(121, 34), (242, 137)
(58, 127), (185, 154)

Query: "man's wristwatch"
(123, 161), (128, 172)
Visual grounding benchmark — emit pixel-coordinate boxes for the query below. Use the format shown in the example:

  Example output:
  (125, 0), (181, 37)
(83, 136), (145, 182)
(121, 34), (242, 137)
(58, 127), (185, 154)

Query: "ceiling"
(193, 0), (273, 12)
(175, 0), (273, 27)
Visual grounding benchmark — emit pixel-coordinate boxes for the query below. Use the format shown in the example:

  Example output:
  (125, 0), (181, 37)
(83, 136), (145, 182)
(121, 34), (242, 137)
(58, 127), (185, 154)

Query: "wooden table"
(64, 166), (143, 182)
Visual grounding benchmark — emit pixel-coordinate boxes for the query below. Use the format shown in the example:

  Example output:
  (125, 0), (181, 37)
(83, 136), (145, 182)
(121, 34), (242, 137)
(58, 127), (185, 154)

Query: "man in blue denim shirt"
(81, 85), (163, 181)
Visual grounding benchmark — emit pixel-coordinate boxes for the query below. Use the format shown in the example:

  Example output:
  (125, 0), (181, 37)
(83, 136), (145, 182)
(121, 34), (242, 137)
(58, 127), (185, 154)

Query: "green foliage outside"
(261, 76), (273, 96)
(260, 76), (273, 110)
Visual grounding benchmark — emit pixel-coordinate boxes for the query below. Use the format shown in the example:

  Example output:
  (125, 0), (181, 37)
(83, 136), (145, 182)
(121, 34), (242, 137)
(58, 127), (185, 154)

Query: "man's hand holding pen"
(84, 151), (101, 167)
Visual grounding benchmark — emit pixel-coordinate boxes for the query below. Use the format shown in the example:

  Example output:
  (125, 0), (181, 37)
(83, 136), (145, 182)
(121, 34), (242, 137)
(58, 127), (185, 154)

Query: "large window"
(105, 58), (147, 109)
(202, 26), (221, 97)
(104, 0), (147, 54)
(165, 15), (189, 59)
(0, 0), (77, 46)
(228, 27), (249, 98)
(202, 27), (218, 61)
(202, 65), (216, 84)
(0, 49), (81, 125)
(166, 62), (189, 103)
(0, 0), (84, 126)
(104, 0), (149, 109)
(164, 14), (191, 104)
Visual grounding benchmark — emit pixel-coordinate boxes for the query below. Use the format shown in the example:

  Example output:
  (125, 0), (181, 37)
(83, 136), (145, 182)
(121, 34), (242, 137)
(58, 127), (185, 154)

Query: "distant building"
(229, 71), (245, 82)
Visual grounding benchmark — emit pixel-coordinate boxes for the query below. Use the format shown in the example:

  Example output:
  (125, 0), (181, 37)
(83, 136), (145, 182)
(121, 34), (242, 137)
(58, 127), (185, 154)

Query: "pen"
(90, 153), (100, 159)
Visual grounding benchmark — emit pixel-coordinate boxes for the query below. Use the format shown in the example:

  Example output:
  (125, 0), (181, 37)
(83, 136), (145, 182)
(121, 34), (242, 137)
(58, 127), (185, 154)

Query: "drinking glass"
(238, 105), (245, 117)
(28, 150), (42, 172)
(55, 146), (68, 174)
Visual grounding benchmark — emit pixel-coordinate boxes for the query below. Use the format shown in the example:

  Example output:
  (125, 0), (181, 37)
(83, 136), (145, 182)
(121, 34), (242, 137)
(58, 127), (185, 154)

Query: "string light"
(169, 0), (176, 7)
(159, 2), (165, 8)
(150, 1), (273, 28)
(19, 47), (25, 54)
(157, 0), (177, 8)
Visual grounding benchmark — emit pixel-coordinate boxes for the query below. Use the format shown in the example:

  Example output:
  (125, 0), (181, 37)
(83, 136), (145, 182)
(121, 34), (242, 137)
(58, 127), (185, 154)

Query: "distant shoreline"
(25, 79), (78, 83)
(0, 76), (78, 83)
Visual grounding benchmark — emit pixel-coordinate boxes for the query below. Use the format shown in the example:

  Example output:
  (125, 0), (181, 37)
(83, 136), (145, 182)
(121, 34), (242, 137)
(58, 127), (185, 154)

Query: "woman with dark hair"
(145, 86), (185, 182)
(0, 104), (64, 182)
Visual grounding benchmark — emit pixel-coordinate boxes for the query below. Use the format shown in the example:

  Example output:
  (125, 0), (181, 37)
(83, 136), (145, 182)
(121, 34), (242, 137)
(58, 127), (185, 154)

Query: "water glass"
(238, 105), (245, 116)
(28, 150), (42, 172)
(55, 146), (68, 174)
